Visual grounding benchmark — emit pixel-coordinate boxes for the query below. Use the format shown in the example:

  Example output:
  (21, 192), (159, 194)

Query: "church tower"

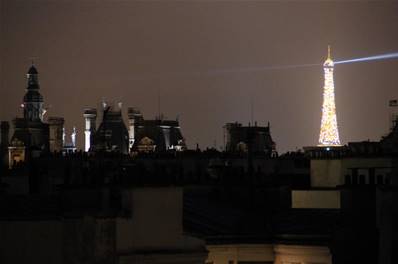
(23, 64), (45, 121)
(8, 64), (50, 167)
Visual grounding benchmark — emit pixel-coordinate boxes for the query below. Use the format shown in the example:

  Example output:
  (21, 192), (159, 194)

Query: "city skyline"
(1, 2), (398, 263)
(1, 1), (398, 152)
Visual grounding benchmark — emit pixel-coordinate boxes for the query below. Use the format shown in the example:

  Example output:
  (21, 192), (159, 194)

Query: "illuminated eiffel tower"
(318, 46), (341, 146)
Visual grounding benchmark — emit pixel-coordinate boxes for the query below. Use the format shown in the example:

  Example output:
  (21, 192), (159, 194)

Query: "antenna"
(157, 88), (161, 119)
(327, 45), (331, 60)
(29, 56), (38, 65)
(250, 96), (254, 125)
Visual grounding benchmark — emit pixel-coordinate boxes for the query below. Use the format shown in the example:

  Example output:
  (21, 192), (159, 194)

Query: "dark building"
(299, 109), (398, 264)
(2, 115), (397, 263)
(224, 122), (276, 155)
(330, 168), (398, 264)
(92, 105), (129, 154)
(0, 184), (207, 264)
(0, 121), (10, 168)
(83, 106), (186, 154)
(380, 117), (398, 154)
(129, 108), (186, 153)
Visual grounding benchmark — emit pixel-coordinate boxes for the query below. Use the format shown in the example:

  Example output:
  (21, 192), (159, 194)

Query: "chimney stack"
(48, 117), (64, 152)
(83, 108), (97, 152)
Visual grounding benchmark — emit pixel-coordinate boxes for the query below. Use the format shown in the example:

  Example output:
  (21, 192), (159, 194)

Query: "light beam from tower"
(318, 46), (341, 146)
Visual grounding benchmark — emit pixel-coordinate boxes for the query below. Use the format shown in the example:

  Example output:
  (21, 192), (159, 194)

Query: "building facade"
(83, 105), (186, 154)
(224, 122), (276, 155)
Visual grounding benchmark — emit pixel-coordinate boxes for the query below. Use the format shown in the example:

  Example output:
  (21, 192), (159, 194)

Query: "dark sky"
(1, 0), (398, 153)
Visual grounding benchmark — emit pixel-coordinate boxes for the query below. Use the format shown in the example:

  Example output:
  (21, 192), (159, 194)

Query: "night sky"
(1, 1), (398, 153)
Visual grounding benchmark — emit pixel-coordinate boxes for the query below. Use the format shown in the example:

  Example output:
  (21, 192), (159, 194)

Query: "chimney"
(389, 99), (398, 131)
(83, 108), (97, 152)
(127, 107), (142, 151)
(48, 117), (64, 152)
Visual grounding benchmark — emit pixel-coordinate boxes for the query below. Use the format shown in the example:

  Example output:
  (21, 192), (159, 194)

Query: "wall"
(206, 244), (274, 264)
(0, 217), (116, 264)
(292, 190), (340, 209)
(116, 187), (207, 264)
(206, 244), (332, 264)
(273, 245), (332, 264)
(377, 188), (398, 264)
(310, 159), (342, 187)
(311, 158), (393, 188)
(0, 187), (207, 264)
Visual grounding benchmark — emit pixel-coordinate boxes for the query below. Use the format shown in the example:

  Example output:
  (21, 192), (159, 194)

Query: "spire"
(27, 63), (39, 89)
(327, 45), (331, 60)
(28, 59), (38, 74)
(324, 45), (334, 67)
